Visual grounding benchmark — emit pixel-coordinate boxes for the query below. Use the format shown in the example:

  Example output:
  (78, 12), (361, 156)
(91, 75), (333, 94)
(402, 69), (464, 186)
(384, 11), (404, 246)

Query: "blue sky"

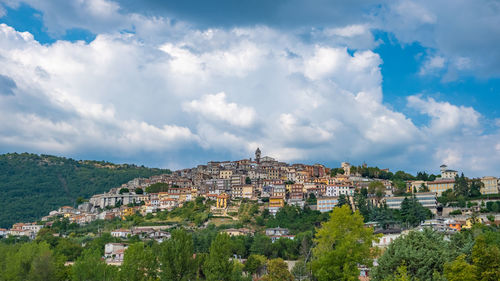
(0, 0), (499, 176)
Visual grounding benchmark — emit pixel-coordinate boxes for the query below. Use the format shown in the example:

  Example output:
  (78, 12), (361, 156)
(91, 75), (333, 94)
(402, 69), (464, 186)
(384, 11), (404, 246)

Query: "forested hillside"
(0, 153), (170, 228)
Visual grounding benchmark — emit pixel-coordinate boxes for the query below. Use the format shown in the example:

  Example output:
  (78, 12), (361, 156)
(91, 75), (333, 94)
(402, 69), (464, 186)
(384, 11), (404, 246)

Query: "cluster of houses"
(3, 149), (499, 240)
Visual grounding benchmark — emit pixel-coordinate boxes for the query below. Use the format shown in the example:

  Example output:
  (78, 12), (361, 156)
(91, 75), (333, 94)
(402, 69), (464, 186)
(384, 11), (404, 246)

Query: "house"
(111, 228), (131, 238)
(0, 228), (6, 237)
(265, 227), (294, 242)
(105, 243), (128, 264)
(268, 196), (284, 216)
(440, 164), (458, 179)
(372, 229), (403, 248)
(427, 179), (455, 196)
(480, 176), (499, 194)
(222, 228), (253, 237)
(317, 197), (338, 213)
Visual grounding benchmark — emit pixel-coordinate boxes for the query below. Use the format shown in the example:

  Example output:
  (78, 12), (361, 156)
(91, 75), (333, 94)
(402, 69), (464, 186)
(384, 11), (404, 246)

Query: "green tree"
(373, 229), (452, 281)
(159, 229), (196, 281)
(444, 254), (478, 281)
(369, 181), (386, 200)
(120, 242), (157, 281)
(418, 183), (429, 192)
(262, 258), (294, 281)
(244, 254), (267, 277)
(291, 259), (309, 281)
(311, 205), (376, 281)
(134, 188), (144, 194)
(203, 233), (237, 281)
(454, 173), (469, 198)
(400, 195), (431, 227)
(337, 194), (349, 208)
(72, 248), (118, 281)
(471, 235), (500, 281)
(245, 177), (252, 184)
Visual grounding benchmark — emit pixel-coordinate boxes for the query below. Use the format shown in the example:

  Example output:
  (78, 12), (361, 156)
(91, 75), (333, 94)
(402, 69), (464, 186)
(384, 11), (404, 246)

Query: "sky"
(0, 0), (499, 176)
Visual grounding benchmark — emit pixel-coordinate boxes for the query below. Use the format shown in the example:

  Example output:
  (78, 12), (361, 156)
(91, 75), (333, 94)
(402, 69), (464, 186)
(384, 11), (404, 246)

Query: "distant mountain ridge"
(0, 153), (171, 228)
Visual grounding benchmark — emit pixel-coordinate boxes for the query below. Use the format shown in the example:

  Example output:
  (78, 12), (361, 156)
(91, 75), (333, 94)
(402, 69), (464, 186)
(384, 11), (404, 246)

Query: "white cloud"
(407, 95), (481, 134)
(0, 3), (499, 176)
(183, 92), (256, 127)
(419, 55), (445, 75)
(383, 0), (500, 78)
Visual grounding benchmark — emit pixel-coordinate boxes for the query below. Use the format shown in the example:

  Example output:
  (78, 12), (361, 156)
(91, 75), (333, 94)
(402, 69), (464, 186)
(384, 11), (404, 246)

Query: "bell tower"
(255, 148), (261, 164)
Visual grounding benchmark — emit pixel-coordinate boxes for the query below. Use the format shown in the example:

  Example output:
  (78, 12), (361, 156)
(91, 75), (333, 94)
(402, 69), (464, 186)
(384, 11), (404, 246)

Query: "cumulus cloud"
(0, 1), (499, 176)
(0, 74), (17, 96)
(183, 92), (257, 127)
(382, 0), (500, 78)
(407, 95), (481, 134)
(419, 55), (445, 75)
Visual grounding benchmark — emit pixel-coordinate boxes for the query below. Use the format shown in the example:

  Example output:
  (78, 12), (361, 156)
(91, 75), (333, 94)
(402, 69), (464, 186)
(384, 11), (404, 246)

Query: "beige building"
(219, 170), (233, 179)
(440, 164), (458, 179)
(427, 179), (455, 196)
(480, 176), (499, 194)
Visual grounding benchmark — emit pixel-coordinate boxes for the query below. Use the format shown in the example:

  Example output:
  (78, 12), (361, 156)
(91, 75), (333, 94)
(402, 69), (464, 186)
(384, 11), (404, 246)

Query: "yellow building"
(216, 193), (229, 209)
(480, 176), (498, 194)
(427, 179), (455, 196)
(121, 207), (135, 220)
(219, 170), (233, 179)
(269, 196), (285, 208)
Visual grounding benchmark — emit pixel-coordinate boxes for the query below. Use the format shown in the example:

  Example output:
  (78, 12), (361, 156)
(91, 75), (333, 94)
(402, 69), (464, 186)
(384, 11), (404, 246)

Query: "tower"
(255, 148), (261, 164)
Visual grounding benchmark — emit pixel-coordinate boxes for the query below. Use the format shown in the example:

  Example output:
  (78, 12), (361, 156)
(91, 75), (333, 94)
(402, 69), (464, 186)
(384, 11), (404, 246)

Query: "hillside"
(0, 153), (170, 228)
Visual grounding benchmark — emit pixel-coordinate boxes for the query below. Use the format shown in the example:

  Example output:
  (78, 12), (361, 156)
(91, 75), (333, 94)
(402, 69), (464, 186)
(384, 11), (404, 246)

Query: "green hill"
(0, 153), (171, 228)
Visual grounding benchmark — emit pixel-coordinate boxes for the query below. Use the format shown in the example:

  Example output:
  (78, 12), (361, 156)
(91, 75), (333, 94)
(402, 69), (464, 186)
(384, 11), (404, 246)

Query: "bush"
(449, 210), (462, 215)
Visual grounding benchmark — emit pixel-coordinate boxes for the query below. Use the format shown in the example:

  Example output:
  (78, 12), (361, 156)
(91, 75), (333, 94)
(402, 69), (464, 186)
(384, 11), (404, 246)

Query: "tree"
(145, 182), (170, 193)
(134, 188), (144, 194)
(373, 229), (452, 281)
(307, 193), (317, 205)
(471, 235), (500, 281)
(368, 181), (385, 200)
(311, 205), (376, 281)
(468, 179), (482, 198)
(444, 254), (478, 281)
(119, 188), (130, 194)
(244, 254), (267, 277)
(121, 242), (157, 281)
(291, 259), (309, 281)
(245, 177), (252, 184)
(454, 173), (469, 198)
(400, 195), (431, 227)
(203, 233), (237, 281)
(72, 248), (118, 281)
(159, 229), (196, 281)
(337, 194), (349, 209)
(261, 258), (294, 281)
(418, 183), (429, 192)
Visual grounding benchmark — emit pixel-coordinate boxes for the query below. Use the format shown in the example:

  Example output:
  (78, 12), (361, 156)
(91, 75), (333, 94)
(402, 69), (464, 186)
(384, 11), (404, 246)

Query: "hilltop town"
(1, 149), (499, 280)
(2, 149), (499, 240)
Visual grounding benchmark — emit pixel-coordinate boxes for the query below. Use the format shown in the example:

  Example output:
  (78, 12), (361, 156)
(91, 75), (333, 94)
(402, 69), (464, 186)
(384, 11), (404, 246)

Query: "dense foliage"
(0, 153), (170, 228)
(373, 225), (500, 281)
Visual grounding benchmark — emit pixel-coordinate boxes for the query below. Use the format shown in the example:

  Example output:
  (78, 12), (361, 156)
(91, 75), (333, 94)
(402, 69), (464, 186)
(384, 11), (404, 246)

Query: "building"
(111, 228), (131, 238)
(265, 227), (294, 242)
(341, 162), (351, 176)
(440, 164), (458, 179)
(384, 192), (437, 214)
(268, 196), (285, 216)
(317, 197), (338, 213)
(105, 243), (128, 264)
(242, 185), (254, 199)
(219, 170), (233, 179)
(427, 179), (455, 196)
(480, 176), (499, 194)
(222, 228), (252, 237)
(216, 193), (229, 209)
